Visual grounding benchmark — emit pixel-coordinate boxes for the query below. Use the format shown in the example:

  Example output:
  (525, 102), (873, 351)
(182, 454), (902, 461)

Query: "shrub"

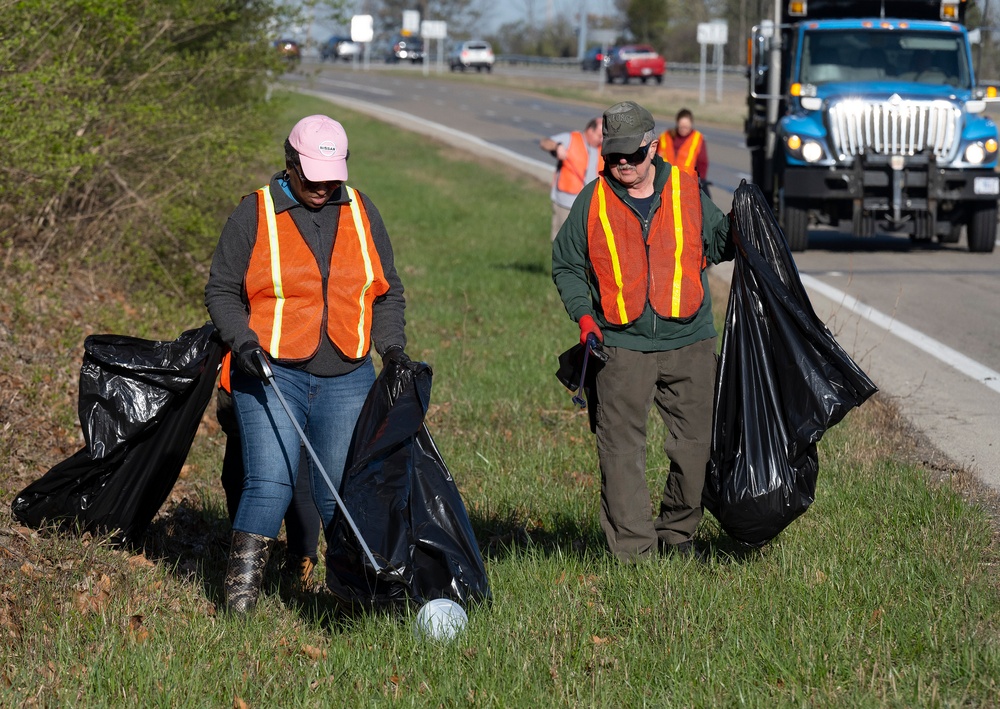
(0, 0), (288, 297)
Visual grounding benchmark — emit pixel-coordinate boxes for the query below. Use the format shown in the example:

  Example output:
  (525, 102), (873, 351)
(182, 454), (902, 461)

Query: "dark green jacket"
(552, 155), (733, 351)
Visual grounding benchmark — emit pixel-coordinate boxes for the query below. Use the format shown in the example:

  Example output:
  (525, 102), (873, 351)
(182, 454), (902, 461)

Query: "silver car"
(448, 40), (495, 72)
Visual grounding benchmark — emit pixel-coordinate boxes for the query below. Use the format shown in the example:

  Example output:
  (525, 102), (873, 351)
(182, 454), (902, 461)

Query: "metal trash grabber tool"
(572, 333), (606, 408)
(254, 351), (387, 578)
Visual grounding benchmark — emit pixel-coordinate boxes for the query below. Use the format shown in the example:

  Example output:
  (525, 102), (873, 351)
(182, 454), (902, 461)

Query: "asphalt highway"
(285, 60), (1000, 493)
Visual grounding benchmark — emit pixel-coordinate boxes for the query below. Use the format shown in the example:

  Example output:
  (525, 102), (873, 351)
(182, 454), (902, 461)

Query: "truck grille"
(827, 98), (961, 162)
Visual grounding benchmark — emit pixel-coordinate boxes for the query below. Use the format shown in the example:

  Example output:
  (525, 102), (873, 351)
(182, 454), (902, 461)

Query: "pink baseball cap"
(288, 114), (349, 182)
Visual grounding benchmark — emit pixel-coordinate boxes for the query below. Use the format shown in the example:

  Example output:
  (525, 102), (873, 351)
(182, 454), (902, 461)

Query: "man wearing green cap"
(552, 100), (734, 561)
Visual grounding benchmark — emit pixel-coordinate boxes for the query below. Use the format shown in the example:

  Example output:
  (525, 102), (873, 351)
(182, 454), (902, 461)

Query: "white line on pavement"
(800, 274), (1000, 395)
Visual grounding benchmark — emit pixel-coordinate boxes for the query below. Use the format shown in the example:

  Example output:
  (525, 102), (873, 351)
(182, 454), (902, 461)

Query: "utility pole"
(577, 0), (588, 61)
(764, 0), (782, 193)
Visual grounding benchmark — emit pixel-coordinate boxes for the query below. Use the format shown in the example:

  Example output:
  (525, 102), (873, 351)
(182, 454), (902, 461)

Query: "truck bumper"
(783, 164), (1000, 204)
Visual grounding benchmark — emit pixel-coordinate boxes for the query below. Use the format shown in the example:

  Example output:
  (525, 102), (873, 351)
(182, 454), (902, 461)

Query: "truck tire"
(781, 201), (810, 252)
(967, 203), (997, 253)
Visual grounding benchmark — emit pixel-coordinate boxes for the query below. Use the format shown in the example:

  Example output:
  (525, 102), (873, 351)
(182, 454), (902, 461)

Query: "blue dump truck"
(746, 0), (999, 252)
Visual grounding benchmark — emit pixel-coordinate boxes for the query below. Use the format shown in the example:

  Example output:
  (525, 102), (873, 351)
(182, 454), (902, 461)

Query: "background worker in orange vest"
(656, 108), (711, 197)
(552, 101), (734, 562)
(205, 114), (409, 614)
(539, 117), (604, 240)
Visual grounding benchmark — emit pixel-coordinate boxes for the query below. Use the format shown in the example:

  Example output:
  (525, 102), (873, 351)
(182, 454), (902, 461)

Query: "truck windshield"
(800, 30), (970, 88)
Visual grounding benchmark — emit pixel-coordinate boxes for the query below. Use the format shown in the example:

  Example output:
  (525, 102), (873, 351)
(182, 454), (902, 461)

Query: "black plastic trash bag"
(326, 359), (491, 609)
(11, 323), (222, 545)
(555, 341), (607, 432)
(703, 182), (877, 547)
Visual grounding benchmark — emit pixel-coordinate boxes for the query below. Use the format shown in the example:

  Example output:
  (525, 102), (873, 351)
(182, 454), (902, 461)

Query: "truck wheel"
(782, 202), (810, 252)
(655, 75), (663, 85)
(967, 203), (998, 253)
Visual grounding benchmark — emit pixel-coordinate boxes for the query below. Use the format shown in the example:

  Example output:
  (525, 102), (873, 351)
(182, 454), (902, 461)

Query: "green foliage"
(0, 0), (288, 298)
(371, 0), (486, 36)
(491, 17), (580, 58)
(624, 0), (670, 46)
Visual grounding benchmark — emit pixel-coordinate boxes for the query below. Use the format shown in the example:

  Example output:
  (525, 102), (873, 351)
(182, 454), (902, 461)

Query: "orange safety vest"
(244, 185), (389, 362)
(656, 129), (703, 177)
(556, 131), (604, 194)
(586, 166), (706, 325)
(220, 350), (232, 393)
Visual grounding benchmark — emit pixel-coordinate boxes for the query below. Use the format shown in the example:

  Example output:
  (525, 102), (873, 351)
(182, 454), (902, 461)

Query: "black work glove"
(236, 342), (269, 380)
(381, 345), (411, 368)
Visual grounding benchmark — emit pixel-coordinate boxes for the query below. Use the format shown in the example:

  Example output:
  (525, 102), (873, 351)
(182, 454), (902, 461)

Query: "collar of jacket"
(266, 171), (352, 214)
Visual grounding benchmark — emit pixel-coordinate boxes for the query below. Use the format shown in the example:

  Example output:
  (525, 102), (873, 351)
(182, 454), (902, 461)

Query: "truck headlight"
(965, 142), (987, 164)
(800, 96), (823, 111)
(801, 141), (824, 163)
(785, 134), (825, 163)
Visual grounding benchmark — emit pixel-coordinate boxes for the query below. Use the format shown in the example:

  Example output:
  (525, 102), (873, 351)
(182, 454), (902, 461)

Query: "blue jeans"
(231, 360), (375, 538)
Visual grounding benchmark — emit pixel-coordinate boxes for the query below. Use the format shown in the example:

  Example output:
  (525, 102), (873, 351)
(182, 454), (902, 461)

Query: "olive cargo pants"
(593, 338), (717, 561)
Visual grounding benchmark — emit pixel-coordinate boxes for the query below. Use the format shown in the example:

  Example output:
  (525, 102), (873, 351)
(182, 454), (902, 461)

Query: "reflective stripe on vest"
(656, 130), (703, 176)
(245, 185), (389, 362)
(586, 167), (705, 325)
(556, 132), (603, 194)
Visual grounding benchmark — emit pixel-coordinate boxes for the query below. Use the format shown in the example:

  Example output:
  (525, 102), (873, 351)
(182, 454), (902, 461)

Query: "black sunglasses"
(289, 160), (345, 189)
(606, 142), (653, 166)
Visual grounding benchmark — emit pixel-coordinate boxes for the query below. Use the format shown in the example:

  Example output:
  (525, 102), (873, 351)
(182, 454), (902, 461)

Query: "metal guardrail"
(497, 54), (745, 74)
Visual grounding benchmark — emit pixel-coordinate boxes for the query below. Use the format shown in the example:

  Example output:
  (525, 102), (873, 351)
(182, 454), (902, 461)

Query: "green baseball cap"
(601, 101), (656, 156)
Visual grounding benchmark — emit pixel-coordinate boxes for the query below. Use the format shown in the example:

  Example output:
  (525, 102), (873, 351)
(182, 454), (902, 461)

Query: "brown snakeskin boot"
(223, 531), (273, 614)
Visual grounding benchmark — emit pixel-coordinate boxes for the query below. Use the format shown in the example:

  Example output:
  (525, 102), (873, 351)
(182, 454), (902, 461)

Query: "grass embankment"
(0, 91), (998, 706)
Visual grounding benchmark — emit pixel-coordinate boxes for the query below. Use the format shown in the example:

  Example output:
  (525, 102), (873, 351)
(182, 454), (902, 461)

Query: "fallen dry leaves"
(73, 573), (112, 614)
(301, 644), (327, 660)
(128, 614), (150, 643)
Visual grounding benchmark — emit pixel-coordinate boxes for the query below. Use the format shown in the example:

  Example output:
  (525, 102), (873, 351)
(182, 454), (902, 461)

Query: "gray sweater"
(205, 172), (406, 376)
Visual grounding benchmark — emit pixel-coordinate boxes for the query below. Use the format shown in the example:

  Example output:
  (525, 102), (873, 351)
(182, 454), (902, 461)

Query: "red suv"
(606, 45), (665, 84)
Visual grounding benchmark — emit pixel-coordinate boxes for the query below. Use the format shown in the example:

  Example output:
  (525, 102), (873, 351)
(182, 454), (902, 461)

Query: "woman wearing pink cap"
(205, 114), (409, 614)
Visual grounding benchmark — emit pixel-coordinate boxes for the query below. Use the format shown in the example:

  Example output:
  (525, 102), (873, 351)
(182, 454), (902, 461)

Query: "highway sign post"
(421, 20), (447, 75)
(697, 20), (728, 104)
(351, 14), (374, 70)
(589, 29), (616, 93)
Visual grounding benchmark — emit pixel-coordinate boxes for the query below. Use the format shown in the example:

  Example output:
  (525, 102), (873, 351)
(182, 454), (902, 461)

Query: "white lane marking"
(800, 274), (1000, 394)
(296, 87), (554, 175)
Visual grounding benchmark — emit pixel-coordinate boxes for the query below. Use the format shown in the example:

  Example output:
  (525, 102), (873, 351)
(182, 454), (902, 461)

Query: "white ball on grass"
(414, 598), (468, 641)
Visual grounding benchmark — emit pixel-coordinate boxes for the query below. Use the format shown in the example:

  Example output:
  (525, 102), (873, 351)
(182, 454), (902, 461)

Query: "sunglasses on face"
(607, 142), (653, 166)
(289, 162), (340, 190)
